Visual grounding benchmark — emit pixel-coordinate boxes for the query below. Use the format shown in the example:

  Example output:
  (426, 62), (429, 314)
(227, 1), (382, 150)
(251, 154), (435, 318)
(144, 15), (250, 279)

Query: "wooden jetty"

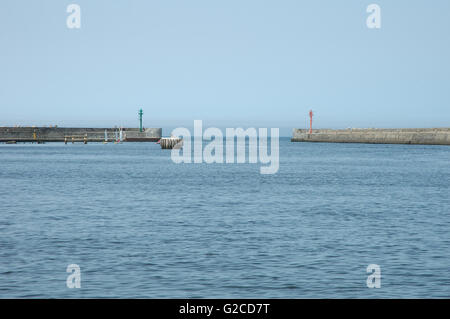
(64, 135), (88, 144)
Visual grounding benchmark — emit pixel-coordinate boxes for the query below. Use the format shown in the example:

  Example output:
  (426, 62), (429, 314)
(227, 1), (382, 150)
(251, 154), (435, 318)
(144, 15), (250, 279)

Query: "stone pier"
(0, 127), (162, 143)
(291, 128), (450, 145)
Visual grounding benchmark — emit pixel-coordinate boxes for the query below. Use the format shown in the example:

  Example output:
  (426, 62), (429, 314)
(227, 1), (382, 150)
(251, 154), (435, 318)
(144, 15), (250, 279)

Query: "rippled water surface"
(0, 139), (449, 298)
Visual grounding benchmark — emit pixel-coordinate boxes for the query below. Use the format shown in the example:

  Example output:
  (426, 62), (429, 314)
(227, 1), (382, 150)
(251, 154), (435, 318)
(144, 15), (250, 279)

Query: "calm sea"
(0, 138), (449, 298)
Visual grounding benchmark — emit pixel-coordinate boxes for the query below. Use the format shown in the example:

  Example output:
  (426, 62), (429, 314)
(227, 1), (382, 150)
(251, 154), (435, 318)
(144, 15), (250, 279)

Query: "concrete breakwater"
(159, 137), (183, 149)
(291, 128), (450, 145)
(0, 127), (162, 143)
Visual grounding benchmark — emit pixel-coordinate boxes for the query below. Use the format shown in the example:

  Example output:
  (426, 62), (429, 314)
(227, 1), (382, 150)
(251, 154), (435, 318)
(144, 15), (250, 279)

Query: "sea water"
(0, 139), (449, 298)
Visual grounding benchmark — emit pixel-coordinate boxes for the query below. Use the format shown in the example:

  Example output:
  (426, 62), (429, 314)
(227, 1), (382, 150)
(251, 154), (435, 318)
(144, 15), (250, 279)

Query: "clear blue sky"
(1, 0), (449, 135)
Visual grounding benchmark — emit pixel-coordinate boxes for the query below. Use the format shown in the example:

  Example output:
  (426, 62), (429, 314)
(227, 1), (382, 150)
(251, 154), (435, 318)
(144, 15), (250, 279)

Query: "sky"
(0, 0), (449, 136)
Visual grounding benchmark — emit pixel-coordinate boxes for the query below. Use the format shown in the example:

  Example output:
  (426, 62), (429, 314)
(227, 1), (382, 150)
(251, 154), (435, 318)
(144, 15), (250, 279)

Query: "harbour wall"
(0, 127), (162, 142)
(291, 128), (450, 145)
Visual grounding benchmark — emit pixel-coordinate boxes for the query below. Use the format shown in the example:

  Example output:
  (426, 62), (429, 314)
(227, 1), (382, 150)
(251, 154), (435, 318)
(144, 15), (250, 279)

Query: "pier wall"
(0, 127), (162, 142)
(123, 128), (162, 142)
(291, 128), (450, 145)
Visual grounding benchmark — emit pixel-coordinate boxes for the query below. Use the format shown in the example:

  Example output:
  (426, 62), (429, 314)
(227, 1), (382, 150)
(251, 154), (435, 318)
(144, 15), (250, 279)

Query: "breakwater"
(159, 137), (183, 149)
(291, 128), (450, 145)
(0, 127), (162, 143)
